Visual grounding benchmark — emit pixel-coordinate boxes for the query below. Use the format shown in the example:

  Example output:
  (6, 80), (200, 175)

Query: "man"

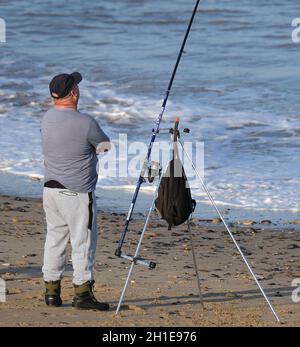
(41, 72), (111, 311)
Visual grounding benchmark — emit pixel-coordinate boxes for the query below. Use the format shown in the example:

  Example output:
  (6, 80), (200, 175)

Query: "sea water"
(0, 0), (299, 221)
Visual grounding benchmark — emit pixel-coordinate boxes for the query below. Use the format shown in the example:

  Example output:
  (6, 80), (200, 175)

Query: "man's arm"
(87, 118), (111, 154)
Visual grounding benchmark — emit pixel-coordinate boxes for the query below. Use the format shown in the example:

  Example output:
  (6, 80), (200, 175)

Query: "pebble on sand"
(261, 220), (272, 225)
(127, 305), (145, 313)
(243, 220), (255, 226)
(144, 232), (158, 239)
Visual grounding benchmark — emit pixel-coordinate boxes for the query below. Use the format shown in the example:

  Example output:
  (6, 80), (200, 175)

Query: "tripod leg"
(187, 219), (205, 310)
(115, 173), (163, 314)
(180, 140), (280, 323)
(116, 262), (135, 314)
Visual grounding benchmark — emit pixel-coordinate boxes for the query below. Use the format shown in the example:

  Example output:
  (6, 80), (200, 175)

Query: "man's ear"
(70, 89), (77, 98)
(71, 85), (79, 98)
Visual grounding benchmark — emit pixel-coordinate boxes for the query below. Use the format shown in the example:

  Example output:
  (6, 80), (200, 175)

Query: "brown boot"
(44, 280), (62, 307)
(72, 280), (109, 311)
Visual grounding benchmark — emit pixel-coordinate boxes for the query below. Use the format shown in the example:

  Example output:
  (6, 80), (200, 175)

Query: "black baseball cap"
(49, 72), (82, 99)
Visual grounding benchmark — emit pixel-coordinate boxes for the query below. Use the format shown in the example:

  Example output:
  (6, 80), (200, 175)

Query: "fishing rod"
(115, 0), (202, 257)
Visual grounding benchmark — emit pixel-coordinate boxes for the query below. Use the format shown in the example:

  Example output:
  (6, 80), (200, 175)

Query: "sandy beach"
(0, 194), (299, 327)
(1, 0), (300, 333)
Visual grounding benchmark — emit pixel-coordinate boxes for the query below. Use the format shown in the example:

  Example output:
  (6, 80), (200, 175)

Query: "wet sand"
(0, 195), (299, 327)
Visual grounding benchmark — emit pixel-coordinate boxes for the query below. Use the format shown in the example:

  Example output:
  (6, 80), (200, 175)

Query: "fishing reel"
(147, 160), (162, 183)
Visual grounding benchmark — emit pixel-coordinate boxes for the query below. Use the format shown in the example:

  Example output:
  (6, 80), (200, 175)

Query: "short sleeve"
(87, 118), (110, 149)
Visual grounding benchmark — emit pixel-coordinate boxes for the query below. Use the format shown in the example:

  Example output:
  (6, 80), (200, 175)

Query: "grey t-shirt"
(41, 107), (110, 193)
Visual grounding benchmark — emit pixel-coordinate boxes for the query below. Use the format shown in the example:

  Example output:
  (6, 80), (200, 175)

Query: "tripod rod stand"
(178, 139), (280, 323)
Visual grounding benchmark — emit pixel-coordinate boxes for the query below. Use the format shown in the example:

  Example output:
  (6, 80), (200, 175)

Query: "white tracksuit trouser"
(42, 188), (97, 285)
